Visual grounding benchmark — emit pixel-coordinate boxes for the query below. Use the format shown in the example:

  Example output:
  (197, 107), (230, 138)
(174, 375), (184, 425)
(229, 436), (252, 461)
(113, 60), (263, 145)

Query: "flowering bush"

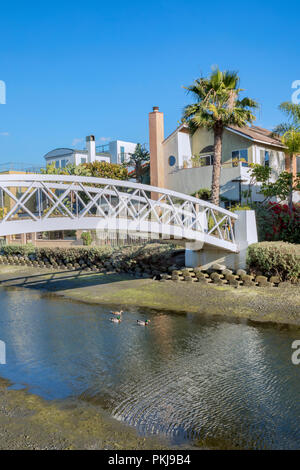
(255, 202), (300, 244)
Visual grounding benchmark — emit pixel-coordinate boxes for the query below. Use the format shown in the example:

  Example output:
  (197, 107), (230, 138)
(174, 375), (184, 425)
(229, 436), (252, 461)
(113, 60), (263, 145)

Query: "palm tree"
(183, 67), (258, 205)
(273, 102), (300, 210)
(126, 143), (150, 183)
(281, 128), (300, 210)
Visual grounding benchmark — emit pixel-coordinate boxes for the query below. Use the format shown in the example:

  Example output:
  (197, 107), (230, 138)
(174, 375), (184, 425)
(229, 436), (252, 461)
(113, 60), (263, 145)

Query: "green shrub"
(1, 244), (35, 256)
(34, 246), (113, 264)
(231, 204), (252, 212)
(247, 242), (300, 281)
(192, 188), (212, 201)
(81, 231), (93, 246)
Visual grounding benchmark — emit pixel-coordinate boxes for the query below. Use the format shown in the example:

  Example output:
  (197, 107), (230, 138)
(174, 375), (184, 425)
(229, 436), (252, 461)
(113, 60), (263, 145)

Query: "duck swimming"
(110, 316), (122, 323)
(137, 319), (150, 326)
(111, 310), (124, 316)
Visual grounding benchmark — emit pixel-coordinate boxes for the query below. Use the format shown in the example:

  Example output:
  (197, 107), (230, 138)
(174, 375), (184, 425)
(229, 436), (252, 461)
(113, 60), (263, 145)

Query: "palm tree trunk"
(211, 124), (223, 206)
(288, 153), (294, 211)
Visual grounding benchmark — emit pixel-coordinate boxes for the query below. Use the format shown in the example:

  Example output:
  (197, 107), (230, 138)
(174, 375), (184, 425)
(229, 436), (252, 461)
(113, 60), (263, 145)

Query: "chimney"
(86, 135), (96, 163)
(149, 106), (164, 195)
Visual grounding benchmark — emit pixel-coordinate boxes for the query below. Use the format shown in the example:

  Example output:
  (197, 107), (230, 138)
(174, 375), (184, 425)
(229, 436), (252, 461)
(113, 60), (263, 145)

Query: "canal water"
(0, 287), (299, 449)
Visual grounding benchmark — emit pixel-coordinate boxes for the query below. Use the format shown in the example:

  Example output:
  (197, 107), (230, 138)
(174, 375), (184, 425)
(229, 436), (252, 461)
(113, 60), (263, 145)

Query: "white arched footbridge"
(0, 174), (238, 252)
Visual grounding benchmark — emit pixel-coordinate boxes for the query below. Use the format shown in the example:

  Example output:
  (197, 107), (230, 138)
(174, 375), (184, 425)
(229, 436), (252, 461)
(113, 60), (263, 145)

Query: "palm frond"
(279, 102), (300, 124)
(182, 67), (257, 133)
(272, 123), (293, 137)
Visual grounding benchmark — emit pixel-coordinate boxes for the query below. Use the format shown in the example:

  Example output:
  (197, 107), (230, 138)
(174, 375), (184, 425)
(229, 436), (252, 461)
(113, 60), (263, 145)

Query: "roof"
(44, 148), (111, 160)
(226, 125), (285, 148)
(163, 123), (189, 144)
(163, 122), (285, 149)
(128, 162), (149, 177)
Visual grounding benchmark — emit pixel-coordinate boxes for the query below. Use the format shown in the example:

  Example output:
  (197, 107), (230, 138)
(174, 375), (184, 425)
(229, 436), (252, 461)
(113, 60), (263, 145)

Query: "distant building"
(43, 136), (138, 168)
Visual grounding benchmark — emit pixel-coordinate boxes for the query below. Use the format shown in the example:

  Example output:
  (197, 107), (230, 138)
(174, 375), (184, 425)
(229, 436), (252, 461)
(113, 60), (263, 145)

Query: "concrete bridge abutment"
(185, 210), (258, 270)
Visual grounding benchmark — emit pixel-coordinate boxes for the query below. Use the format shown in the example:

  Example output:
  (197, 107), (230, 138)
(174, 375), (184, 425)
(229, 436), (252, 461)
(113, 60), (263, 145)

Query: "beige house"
(149, 106), (298, 205)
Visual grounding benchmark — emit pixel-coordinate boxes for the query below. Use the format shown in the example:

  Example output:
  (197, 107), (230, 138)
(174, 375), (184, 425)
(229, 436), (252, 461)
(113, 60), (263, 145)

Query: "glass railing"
(0, 162), (44, 173)
(177, 157), (249, 170)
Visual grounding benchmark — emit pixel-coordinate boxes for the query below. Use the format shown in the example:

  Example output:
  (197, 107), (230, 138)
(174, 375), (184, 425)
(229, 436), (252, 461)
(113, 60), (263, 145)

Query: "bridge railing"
(0, 174), (238, 248)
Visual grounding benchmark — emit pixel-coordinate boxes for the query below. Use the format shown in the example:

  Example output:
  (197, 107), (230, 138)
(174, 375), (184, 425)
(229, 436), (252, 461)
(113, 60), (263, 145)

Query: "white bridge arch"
(0, 174), (238, 252)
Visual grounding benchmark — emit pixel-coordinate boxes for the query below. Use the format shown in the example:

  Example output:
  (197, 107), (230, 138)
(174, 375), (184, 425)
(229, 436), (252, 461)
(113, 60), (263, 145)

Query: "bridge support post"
(185, 210), (258, 270)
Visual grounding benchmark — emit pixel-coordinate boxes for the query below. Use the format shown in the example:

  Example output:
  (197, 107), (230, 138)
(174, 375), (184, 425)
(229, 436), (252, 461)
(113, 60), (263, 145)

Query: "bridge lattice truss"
(0, 175), (238, 252)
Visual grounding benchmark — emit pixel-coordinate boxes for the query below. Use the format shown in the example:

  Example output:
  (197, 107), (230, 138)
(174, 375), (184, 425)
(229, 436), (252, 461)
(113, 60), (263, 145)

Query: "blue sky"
(0, 0), (299, 165)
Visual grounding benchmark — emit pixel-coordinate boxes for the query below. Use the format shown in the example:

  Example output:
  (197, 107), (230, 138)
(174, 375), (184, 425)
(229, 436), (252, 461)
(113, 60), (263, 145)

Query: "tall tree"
(183, 67), (258, 205)
(273, 102), (300, 210)
(281, 129), (300, 210)
(126, 144), (150, 183)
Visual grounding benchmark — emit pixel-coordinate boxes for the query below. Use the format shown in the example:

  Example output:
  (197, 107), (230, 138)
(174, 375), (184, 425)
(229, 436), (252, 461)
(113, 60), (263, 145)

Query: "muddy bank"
(0, 265), (299, 327)
(0, 378), (172, 450)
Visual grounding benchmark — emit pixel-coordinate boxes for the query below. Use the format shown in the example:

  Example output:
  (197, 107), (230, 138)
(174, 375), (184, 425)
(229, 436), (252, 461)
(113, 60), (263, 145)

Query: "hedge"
(247, 242), (300, 281)
(0, 243), (183, 274)
(1, 244), (36, 256)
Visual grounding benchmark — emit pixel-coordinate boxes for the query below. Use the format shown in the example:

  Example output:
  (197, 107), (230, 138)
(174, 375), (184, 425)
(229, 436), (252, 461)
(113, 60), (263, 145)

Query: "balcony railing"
(118, 153), (132, 163)
(177, 157), (249, 170)
(96, 144), (110, 153)
(0, 162), (44, 173)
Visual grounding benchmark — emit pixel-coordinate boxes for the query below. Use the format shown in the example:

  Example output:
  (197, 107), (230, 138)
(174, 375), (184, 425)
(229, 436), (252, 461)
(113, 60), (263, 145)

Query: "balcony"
(177, 155), (249, 170)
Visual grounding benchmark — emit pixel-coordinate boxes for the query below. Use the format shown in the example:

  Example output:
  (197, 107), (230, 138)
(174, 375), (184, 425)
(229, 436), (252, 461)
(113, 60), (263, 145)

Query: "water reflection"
(0, 287), (299, 449)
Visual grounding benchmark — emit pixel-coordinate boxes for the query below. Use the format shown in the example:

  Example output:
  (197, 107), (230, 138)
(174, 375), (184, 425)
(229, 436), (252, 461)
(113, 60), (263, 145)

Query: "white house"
(43, 136), (138, 168)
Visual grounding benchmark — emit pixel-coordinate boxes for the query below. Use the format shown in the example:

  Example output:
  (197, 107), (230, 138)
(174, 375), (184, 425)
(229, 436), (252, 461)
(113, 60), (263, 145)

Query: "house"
(148, 106), (298, 205)
(43, 136), (138, 168)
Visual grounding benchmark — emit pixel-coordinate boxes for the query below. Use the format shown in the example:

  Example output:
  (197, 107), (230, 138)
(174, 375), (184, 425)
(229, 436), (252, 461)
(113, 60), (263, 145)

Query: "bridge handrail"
(0, 174), (238, 219)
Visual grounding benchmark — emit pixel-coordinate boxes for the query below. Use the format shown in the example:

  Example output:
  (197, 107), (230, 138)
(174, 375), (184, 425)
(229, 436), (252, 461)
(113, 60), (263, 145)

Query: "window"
(81, 157), (87, 164)
(232, 149), (248, 167)
(61, 159), (66, 168)
(168, 155), (176, 166)
(120, 146), (125, 163)
(259, 149), (270, 167)
(264, 151), (270, 167)
(201, 155), (213, 166)
(55, 160), (60, 168)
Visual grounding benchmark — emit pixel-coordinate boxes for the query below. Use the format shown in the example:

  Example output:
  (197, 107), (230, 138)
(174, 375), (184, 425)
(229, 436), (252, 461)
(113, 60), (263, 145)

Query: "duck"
(137, 319), (151, 326)
(111, 310), (124, 316)
(110, 316), (122, 323)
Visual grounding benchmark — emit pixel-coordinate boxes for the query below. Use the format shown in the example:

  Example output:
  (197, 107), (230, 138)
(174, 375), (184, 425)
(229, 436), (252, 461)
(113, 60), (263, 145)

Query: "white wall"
(162, 130), (192, 170)
(95, 155), (110, 163)
(177, 131), (192, 167)
(109, 140), (137, 164)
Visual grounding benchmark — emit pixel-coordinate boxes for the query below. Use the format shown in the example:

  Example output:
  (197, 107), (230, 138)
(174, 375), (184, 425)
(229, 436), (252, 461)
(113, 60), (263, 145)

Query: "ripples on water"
(0, 287), (299, 449)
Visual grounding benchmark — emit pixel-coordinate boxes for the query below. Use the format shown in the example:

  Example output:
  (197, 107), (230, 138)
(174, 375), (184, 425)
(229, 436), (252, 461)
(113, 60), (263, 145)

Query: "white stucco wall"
(177, 131), (192, 167)
(109, 140), (137, 164)
(162, 130), (192, 170)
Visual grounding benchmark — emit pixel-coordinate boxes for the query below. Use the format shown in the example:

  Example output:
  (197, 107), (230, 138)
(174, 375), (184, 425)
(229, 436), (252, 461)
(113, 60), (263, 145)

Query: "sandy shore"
(0, 378), (171, 450)
(0, 265), (299, 327)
